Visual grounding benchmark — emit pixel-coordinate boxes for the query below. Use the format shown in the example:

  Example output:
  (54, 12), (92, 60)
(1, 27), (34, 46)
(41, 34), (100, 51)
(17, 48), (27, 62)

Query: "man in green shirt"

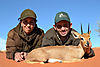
(42, 12), (95, 59)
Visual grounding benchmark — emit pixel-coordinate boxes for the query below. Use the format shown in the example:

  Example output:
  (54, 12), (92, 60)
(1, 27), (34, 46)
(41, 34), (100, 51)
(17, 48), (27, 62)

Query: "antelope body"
(25, 25), (91, 63)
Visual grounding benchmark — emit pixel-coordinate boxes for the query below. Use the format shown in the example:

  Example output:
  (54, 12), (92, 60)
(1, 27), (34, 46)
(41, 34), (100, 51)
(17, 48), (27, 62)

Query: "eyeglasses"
(56, 24), (70, 29)
(22, 20), (35, 25)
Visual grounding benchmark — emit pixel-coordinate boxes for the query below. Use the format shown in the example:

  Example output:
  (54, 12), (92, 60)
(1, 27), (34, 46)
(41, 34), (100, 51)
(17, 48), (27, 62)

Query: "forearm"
(6, 44), (17, 60)
(84, 48), (95, 59)
(6, 50), (15, 59)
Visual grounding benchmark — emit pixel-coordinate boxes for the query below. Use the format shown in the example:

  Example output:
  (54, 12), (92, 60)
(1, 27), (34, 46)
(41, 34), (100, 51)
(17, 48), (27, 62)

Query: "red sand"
(0, 47), (100, 67)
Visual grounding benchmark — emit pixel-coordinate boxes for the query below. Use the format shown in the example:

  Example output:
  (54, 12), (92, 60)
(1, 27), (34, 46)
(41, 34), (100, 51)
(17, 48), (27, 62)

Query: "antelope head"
(72, 24), (91, 49)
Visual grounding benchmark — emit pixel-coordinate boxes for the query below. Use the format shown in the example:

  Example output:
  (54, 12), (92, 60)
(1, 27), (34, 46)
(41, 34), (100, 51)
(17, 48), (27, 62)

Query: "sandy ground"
(0, 47), (100, 67)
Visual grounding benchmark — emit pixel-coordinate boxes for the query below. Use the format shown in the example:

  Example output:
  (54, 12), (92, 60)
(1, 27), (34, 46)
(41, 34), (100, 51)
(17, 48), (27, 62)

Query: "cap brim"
(56, 17), (70, 23)
(21, 16), (35, 20)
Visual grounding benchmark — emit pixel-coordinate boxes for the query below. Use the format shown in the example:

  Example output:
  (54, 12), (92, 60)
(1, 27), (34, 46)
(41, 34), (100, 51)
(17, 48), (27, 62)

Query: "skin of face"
(53, 20), (72, 37)
(21, 17), (36, 34)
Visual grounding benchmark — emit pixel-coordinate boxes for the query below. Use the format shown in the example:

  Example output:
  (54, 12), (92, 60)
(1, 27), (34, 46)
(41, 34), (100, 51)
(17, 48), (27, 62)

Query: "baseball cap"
(55, 12), (70, 24)
(19, 9), (37, 20)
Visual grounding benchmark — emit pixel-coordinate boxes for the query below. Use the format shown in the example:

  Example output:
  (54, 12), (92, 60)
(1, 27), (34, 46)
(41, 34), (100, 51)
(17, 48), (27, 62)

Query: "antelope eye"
(81, 38), (84, 40)
(85, 44), (87, 47)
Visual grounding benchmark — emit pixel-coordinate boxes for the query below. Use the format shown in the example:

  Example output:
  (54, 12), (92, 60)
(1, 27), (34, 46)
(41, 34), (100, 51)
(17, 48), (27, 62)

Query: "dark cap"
(55, 12), (70, 24)
(19, 9), (37, 20)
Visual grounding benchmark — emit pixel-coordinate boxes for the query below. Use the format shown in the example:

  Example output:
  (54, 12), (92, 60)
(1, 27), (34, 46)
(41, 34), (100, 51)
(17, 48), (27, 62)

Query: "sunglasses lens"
(23, 21), (27, 25)
(63, 24), (69, 27)
(23, 21), (34, 25)
(56, 23), (70, 29)
(56, 25), (62, 29)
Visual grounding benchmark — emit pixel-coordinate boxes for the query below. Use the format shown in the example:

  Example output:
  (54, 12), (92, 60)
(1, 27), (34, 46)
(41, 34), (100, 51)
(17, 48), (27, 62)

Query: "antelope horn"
(81, 24), (83, 34)
(88, 24), (90, 34)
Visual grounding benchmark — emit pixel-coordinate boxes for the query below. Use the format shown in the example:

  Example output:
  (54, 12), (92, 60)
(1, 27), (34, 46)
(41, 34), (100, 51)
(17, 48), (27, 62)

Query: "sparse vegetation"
(95, 22), (100, 36)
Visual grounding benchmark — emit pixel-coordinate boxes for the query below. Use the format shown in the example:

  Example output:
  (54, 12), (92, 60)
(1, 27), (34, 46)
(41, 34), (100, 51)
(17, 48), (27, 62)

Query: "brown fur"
(25, 31), (91, 63)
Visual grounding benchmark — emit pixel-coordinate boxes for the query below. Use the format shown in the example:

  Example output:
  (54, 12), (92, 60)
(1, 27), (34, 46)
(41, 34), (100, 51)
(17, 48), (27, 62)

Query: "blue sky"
(0, 0), (100, 50)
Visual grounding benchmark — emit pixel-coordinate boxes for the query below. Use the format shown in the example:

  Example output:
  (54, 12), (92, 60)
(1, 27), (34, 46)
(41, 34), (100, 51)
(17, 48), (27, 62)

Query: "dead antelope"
(25, 24), (91, 64)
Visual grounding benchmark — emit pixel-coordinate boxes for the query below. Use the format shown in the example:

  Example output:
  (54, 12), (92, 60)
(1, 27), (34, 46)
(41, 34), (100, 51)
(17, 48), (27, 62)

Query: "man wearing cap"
(42, 12), (95, 58)
(6, 9), (44, 62)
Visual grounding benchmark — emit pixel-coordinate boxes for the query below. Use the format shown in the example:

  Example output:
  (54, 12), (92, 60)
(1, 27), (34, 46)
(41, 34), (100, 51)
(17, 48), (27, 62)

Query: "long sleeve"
(6, 30), (17, 59)
(71, 37), (95, 58)
(83, 48), (95, 59)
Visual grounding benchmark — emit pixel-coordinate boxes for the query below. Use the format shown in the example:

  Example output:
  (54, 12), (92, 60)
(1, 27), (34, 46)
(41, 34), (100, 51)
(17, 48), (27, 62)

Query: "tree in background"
(95, 22), (100, 36)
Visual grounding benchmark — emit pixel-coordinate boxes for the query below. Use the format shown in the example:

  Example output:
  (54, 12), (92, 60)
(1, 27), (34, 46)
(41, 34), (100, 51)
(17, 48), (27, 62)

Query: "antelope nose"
(87, 41), (89, 46)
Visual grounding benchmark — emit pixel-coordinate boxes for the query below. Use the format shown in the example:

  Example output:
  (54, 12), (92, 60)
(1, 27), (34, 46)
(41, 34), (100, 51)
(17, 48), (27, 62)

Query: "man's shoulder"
(69, 28), (78, 39)
(46, 28), (55, 34)
(7, 23), (21, 38)
(8, 28), (17, 38)
(44, 28), (56, 37)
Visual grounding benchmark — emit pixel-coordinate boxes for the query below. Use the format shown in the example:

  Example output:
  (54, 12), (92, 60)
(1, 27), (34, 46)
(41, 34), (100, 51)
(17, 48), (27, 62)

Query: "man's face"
(21, 17), (36, 34)
(54, 20), (72, 36)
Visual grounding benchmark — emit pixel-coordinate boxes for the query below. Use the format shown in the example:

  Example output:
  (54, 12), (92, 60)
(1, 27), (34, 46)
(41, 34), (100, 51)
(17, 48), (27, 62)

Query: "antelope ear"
(71, 31), (80, 39)
(89, 31), (91, 34)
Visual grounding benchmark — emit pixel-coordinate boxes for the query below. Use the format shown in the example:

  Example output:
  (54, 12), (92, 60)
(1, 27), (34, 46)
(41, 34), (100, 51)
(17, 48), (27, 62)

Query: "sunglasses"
(56, 24), (70, 29)
(22, 20), (35, 25)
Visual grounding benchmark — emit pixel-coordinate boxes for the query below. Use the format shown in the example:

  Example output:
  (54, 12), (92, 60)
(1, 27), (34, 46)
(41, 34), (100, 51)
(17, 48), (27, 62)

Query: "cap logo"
(59, 13), (67, 18)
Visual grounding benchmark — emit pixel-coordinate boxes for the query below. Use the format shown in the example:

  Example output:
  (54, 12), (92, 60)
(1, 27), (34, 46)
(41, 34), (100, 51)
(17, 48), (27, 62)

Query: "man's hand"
(15, 52), (27, 62)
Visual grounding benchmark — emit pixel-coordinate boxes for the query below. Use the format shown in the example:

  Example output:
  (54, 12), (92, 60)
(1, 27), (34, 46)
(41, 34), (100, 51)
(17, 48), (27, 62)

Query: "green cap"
(20, 9), (37, 20)
(55, 12), (70, 24)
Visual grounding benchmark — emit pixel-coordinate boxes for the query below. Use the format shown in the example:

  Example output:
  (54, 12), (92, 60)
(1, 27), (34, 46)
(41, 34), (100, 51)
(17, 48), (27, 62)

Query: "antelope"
(25, 24), (91, 64)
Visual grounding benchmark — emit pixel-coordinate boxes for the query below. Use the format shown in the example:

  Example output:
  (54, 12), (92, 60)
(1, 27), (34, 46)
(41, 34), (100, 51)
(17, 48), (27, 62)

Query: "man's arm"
(6, 30), (28, 62)
(84, 48), (95, 59)
(72, 38), (95, 58)
(6, 30), (17, 59)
